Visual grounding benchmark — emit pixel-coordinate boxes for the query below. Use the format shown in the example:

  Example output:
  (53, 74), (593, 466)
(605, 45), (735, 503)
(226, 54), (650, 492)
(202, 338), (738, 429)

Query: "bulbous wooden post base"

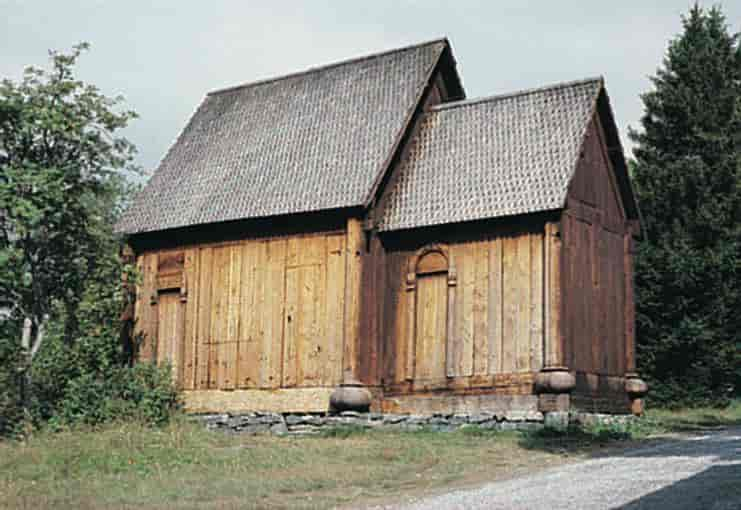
(535, 367), (576, 414)
(625, 373), (648, 416)
(330, 379), (372, 413)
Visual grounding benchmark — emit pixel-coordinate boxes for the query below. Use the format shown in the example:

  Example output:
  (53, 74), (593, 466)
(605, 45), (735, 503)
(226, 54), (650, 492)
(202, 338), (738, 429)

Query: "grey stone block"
(383, 414), (408, 424)
(270, 422), (288, 435)
(544, 411), (570, 430)
(468, 413), (493, 424)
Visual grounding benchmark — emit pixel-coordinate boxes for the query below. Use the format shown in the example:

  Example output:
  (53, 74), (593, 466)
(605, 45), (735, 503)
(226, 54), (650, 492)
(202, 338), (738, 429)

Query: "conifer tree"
(630, 5), (741, 406)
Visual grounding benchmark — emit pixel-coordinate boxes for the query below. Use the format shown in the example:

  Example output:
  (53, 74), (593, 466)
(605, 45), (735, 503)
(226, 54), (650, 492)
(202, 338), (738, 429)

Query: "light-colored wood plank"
(324, 234), (345, 386)
(220, 245), (241, 389)
(237, 242), (259, 388)
(343, 218), (364, 382)
(155, 293), (170, 366)
(182, 388), (336, 414)
(415, 273), (447, 380)
(501, 236), (517, 372)
(445, 252), (457, 378)
(196, 247), (212, 389)
(283, 265), (299, 387)
(515, 234), (531, 372)
(263, 239), (285, 388)
(298, 263), (322, 386)
(473, 241), (489, 375)
(381, 392), (538, 416)
(208, 246), (228, 388)
(299, 236), (325, 387)
(454, 243), (474, 376)
(137, 253), (159, 362)
(182, 248), (199, 390)
(487, 237), (503, 374)
(530, 233), (544, 371)
(154, 291), (183, 386)
(405, 276), (416, 381)
(544, 222), (563, 368)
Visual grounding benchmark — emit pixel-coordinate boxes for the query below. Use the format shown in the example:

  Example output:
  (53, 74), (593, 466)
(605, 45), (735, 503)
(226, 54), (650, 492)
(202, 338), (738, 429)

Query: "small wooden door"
(414, 272), (448, 381)
(156, 291), (184, 385)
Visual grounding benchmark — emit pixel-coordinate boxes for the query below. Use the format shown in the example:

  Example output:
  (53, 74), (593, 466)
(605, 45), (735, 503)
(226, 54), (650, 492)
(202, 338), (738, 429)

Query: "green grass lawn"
(0, 421), (592, 510)
(641, 399), (741, 432)
(1, 401), (739, 510)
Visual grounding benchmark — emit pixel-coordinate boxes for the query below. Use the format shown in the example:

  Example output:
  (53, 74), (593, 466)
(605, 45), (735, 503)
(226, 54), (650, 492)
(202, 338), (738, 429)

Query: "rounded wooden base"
(534, 367), (576, 394)
(330, 382), (372, 412)
(625, 373), (648, 416)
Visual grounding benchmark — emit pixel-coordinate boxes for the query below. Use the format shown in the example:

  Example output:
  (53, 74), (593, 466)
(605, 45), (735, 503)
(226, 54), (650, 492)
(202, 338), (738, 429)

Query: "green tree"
(0, 43), (136, 360)
(0, 45), (178, 434)
(630, 5), (741, 406)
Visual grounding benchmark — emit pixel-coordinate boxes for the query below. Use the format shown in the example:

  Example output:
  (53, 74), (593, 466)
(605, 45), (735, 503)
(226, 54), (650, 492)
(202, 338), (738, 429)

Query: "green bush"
(0, 320), (25, 437)
(50, 363), (178, 428)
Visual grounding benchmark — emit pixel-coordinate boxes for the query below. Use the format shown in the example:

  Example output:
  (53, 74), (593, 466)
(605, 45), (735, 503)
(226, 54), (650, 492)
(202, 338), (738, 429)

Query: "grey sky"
(2, 1), (740, 174)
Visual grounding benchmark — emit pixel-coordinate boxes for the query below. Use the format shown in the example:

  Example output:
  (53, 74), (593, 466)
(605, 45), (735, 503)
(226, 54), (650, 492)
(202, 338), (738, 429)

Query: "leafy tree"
(0, 45), (177, 435)
(0, 43), (136, 360)
(630, 5), (741, 406)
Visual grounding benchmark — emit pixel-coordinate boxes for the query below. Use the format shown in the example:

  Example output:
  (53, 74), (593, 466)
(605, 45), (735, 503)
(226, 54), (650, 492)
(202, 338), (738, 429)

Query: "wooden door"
(156, 291), (184, 385)
(414, 272), (448, 381)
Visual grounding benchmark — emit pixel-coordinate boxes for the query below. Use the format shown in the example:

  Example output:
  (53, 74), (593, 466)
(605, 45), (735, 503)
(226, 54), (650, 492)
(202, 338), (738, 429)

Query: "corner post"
(537, 221), (574, 421)
(331, 216), (371, 412)
(624, 222), (647, 415)
(543, 221), (567, 369)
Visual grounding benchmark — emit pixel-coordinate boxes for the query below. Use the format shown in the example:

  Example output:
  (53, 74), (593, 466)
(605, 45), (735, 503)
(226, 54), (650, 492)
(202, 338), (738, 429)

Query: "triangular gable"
(592, 87), (641, 230)
(376, 78), (640, 233)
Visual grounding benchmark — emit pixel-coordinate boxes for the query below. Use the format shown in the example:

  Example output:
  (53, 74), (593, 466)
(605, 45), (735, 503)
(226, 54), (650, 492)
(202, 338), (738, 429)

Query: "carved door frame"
(405, 244), (457, 381)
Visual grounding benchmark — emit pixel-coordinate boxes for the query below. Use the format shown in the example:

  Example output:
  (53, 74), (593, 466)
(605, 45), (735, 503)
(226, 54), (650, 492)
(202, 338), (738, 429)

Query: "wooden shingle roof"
(378, 78), (636, 231)
(116, 39), (450, 235)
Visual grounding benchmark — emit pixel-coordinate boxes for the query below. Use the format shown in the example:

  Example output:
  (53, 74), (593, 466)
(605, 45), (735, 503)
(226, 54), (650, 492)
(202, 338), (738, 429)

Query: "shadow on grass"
(517, 424), (636, 457)
(518, 400), (741, 455)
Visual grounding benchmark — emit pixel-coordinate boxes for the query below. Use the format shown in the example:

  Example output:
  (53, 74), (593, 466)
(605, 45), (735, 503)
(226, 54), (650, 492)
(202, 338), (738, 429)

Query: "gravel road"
(380, 426), (741, 510)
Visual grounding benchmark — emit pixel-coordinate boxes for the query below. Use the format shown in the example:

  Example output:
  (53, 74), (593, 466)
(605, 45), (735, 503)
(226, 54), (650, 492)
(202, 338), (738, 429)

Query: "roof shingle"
(378, 78), (603, 231)
(116, 40), (447, 234)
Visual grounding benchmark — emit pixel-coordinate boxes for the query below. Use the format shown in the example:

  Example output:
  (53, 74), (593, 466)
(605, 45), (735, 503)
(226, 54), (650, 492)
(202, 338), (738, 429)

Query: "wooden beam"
(624, 232), (636, 373)
(343, 217), (364, 382)
(544, 222), (564, 368)
(182, 388), (335, 413)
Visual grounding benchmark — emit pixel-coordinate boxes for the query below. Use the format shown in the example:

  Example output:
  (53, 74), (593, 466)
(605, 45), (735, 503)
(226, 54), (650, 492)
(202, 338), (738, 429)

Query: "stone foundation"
(193, 409), (636, 436)
(195, 410), (546, 435)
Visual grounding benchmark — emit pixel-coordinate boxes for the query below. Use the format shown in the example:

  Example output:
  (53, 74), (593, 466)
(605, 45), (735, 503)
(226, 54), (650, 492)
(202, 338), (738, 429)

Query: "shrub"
(50, 363), (178, 428)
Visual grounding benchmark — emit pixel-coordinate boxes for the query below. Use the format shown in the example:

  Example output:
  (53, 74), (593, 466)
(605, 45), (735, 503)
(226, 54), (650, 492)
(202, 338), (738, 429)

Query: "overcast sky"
(2, 1), (740, 174)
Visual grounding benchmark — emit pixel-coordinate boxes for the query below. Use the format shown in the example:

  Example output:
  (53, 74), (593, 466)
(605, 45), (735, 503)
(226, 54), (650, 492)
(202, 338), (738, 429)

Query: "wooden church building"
(117, 39), (648, 417)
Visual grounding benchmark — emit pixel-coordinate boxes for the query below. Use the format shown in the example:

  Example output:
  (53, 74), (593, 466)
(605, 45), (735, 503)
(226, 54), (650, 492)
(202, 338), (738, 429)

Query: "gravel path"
(379, 426), (741, 510)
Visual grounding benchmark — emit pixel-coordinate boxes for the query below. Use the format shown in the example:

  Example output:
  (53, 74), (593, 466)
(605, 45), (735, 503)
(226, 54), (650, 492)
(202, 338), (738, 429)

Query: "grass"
(0, 420), (594, 510)
(1, 401), (738, 509)
(518, 400), (741, 455)
(640, 399), (741, 432)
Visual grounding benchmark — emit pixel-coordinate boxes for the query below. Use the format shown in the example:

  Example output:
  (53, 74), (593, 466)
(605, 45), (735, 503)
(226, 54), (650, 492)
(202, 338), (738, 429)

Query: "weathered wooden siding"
(133, 229), (347, 391)
(382, 230), (545, 391)
(562, 113), (629, 377)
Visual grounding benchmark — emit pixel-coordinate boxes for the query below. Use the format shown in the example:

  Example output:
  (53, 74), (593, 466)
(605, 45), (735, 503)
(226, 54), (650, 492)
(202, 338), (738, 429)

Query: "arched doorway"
(406, 245), (456, 383)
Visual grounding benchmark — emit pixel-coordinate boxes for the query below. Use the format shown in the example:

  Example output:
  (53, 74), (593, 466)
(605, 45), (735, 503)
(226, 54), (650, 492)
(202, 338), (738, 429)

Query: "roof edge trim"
(429, 76), (604, 113)
(207, 37), (450, 97)
(361, 40), (452, 209)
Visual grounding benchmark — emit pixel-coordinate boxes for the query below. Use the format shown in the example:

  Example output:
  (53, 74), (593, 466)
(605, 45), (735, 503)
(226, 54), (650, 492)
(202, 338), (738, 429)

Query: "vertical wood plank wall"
(562, 113), (630, 377)
(134, 230), (347, 391)
(383, 231), (545, 387)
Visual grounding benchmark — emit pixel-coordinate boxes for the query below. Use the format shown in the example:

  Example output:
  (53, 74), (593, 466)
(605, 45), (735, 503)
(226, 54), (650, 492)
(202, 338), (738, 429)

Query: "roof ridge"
(428, 75), (604, 113)
(207, 37), (449, 97)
